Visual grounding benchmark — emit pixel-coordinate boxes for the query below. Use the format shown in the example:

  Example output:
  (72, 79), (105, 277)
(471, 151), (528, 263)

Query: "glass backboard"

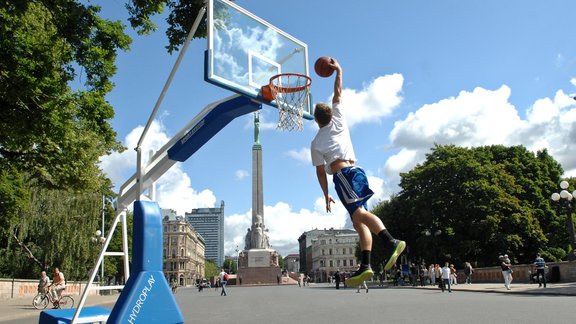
(205, 0), (312, 119)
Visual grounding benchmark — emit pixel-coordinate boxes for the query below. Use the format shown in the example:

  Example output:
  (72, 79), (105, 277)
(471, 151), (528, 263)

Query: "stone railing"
(0, 278), (100, 300)
(461, 261), (576, 284)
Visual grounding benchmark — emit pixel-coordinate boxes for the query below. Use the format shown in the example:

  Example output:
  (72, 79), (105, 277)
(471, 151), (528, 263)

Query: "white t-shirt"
(441, 266), (451, 279)
(310, 102), (356, 175)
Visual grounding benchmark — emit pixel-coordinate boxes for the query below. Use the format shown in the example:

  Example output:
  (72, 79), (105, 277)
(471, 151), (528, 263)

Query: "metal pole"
(566, 203), (576, 261)
(72, 209), (126, 323)
(135, 5), (207, 150)
(101, 194), (105, 282)
(134, 5), (207, 201)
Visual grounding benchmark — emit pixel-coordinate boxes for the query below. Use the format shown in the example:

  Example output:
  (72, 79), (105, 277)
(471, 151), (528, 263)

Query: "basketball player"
(310, 58), (406, 287)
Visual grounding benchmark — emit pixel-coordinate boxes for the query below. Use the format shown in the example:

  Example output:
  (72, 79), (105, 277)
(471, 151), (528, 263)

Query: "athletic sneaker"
(383, 240), (406, 270)
(346, 267), (374, 287)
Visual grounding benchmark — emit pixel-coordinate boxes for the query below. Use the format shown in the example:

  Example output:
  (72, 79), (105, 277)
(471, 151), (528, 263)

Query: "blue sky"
(96, 0), (576, 257)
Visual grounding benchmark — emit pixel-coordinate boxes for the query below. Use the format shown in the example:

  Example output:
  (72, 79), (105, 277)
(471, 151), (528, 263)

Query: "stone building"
(299, 228), (359, 282)
(284, 254), (300, 273)
(162, 211), (206, 286)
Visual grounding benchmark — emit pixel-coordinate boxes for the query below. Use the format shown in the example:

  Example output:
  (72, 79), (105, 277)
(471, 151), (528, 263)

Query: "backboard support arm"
(135, 3), (208, 200)
(72, 5), (208, 324)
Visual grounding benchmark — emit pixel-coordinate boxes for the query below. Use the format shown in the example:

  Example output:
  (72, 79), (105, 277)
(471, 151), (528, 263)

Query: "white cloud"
(225, 210), (252, 251)
(390, 85), (522, 149)
(285, 147), (311, 164)
(386, 86), (523, 193)
(225, 200), (349, 257)
(384, 84), (576, 195)
(519, 90), (576, 176)
(339, 74), (404, 128)
(382, 148), (420, 181)
(235, 169), (249, 180)
(366, 175), (386, 207)
(155, 167), (216, 215)
(99, 121), (170, 187)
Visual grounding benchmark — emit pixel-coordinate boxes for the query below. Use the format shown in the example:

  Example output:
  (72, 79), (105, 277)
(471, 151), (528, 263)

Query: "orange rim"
(269, 73), (312, 94)
(261, 85), (274, 101)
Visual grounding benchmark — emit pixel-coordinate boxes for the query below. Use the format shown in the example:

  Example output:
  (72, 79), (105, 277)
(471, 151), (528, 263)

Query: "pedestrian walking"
(410, 263), (418, 287)
(429, 264), (436, 286)
(420, 264), (429, 286)
(533, 254), (547, 288)
(450, 264), (458, 285)
(435, 264), (442, 289)
(219, 268), (228, 296)
(464, 262), (474, 284)
(499, 255), (513, 290)
(441, 262), (451, 293)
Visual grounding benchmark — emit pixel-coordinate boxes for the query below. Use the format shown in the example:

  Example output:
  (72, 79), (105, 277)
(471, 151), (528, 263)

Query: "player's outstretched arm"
(330, 59), (342, 104)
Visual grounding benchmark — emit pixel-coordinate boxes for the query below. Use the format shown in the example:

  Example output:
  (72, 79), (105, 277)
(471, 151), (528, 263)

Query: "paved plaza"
(2, 282), (575, 323)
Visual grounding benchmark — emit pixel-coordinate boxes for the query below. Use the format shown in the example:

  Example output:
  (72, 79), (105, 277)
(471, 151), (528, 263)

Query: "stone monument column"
(238, 112), (280, 285)
(252, 113), (264, 233)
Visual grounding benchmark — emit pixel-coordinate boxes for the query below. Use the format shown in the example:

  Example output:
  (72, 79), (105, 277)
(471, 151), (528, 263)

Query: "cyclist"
(48, 267), (66, 308)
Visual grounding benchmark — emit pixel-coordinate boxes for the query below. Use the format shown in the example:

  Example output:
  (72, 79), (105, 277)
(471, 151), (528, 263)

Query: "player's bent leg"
(353, 207), (386, 233)
(352, 218), (372, 250)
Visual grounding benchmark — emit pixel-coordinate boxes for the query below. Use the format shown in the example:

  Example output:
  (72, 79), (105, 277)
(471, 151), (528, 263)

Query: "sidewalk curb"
(395, 283), (576, 296)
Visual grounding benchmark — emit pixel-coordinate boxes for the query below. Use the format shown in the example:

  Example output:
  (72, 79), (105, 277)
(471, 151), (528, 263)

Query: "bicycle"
(32, 288), (74, 310)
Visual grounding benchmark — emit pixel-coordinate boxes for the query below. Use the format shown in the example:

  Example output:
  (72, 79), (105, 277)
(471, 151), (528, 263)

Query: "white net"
(270, 73), (311, 132)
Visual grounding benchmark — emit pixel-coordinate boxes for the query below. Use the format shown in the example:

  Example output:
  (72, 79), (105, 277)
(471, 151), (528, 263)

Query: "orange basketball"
(314, 56), (334, 78)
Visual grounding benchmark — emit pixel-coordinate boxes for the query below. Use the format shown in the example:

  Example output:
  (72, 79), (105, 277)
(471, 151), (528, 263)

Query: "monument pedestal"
(237, 249), (281, 285)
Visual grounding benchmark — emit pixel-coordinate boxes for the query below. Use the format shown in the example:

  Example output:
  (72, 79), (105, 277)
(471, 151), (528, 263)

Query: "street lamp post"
(551, 180), (576, 261)
(91, 230), (106, 294)
(90, 195), (106, 285)
(235, 245), (241, 286)
(235, 245), (240, 273)
(91, 230), (106, 279)
(424, 229), (442, 263)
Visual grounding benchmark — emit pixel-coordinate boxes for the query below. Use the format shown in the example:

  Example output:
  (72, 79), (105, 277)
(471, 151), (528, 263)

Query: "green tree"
(0, 1), (129, 190)
(223, 256), (236, 273)
(125, 0), (207, 53)
(0, 186), (104, 279)
(204, 259), (218, 279)
(0, 168), (29, 247)
(0, 0), (132, 278)
(0, 0), (264, 281)
(278, 254), (285, 270)
(373, 144), (563, 268)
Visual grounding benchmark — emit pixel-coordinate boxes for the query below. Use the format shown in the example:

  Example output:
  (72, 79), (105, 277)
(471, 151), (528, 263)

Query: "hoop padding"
(269, 73), (312, 132)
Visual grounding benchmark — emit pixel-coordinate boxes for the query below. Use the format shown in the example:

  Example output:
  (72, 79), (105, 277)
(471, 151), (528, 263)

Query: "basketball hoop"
(262, 73), (312, 131)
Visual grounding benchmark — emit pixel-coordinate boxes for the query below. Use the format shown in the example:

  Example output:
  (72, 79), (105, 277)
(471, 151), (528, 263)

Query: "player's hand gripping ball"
(314, 56), (335, 78)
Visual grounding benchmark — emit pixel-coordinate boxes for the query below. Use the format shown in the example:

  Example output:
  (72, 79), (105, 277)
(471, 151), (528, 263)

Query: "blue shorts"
(333, 166), (374, 218)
